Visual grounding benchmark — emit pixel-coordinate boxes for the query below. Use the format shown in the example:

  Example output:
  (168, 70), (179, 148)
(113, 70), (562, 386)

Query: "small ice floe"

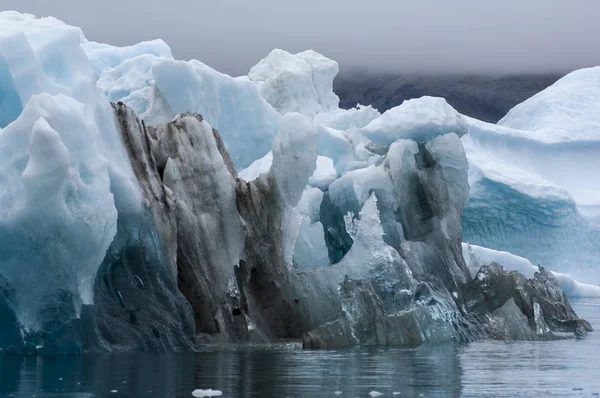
(369, 391), (383, 397)
(110, 390), (118, 393)
(192, 389), (223, 397)
(393, 393), (401, 396)
(334, 391), (342, 395)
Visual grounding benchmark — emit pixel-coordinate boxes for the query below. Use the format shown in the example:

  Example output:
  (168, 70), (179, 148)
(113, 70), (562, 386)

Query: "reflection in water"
(0, 299), (598, 397)
(0, 345), (462, 397)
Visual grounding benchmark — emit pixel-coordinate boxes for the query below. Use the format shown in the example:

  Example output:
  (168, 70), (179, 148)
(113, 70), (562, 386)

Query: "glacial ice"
(499, 66), (600, 143)
(361, 96), (468, 146)
(238, 151), (273, 181)
(0, 12), (142, 333)
(462, 243), (600, 298)
(0, 11), (597, 352)
(308, 156), (337, 189)
(248, 49), (340, 117)
(461, 103), (600, 280)
(82, 37), (281, 169)
(271, 113), (318, 207)
(459, 69), (600, 279)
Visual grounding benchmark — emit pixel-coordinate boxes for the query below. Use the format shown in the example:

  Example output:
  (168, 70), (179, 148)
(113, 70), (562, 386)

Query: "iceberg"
(461, 98), (600, 281)
(0, 11), (596, 353)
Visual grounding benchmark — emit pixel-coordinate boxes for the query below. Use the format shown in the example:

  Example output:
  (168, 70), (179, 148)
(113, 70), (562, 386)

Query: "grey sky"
(3, 0), (600, 76)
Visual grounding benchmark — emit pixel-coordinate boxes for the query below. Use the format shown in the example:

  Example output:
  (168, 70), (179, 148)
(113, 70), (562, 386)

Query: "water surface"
(1, 299), (598, 397)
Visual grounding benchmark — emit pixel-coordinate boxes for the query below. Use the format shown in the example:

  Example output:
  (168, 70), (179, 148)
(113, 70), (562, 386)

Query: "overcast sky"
(4, 0), (600, 76)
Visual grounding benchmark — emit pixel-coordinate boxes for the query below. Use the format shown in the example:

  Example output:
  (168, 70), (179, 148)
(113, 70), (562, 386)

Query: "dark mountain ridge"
(334, 72), (561, 122)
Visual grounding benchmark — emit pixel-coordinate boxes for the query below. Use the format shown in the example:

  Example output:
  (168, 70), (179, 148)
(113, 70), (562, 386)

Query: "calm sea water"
(1, 299), (598, 398)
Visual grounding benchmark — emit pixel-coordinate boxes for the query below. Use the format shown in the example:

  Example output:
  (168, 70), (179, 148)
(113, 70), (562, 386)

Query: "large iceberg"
(0, 11), (596, 353)
(461, 98), (600, 281)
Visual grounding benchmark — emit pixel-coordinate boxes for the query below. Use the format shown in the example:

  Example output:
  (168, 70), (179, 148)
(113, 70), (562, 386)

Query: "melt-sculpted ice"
(248, 49), (340, 117)
(459, 69), (600, 278)
(309, 156), (337, 189)
(1, 11), (595, 352)
(84, 39), (281, 169)
(0, 11), (139, 330)
(362, 96), (468, 146)
(461, 98), (600, 279)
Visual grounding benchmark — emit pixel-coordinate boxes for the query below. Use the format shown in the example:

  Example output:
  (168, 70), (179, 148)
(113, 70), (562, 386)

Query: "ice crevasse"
(0, 11), (598, 354)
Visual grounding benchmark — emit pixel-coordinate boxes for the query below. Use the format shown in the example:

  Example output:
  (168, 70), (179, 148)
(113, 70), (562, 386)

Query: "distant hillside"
(334, 73), (561, 123)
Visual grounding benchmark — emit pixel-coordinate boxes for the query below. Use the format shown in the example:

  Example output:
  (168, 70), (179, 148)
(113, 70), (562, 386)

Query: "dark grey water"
(1, 299), (598, 398)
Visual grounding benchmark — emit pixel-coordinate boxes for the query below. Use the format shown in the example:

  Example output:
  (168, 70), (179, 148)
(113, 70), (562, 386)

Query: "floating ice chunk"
(369, 391), (383, 397)
(249, 49), (339, 117)
(309, 156), (337, 189)
(362, 96), (467, 146)
(191, 389), (223, 397)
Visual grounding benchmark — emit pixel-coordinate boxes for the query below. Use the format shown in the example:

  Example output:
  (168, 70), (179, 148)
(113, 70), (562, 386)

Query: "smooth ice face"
(238, 151), (273, 182)
(309, 156), (337, 189)
(0, 12), (141, 330)
(153, 60), (282, 168)
(293, 218), (330, 269)
(361, 96), (468, 146)
(499, 66), (600, 143)
(248, 49), (340, 117)
(271, 113), (318, 207)
(294, 187), (329, 269)
(296, 187), (325, 224)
